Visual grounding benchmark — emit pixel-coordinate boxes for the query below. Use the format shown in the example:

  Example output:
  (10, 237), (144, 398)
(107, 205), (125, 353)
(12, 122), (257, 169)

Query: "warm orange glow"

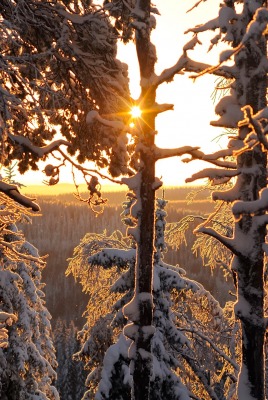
(131, 105), (142, 118)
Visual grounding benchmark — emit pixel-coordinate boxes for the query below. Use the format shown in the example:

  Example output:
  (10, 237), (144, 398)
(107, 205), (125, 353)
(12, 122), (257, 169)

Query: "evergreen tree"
(183, 1), (268, 398)
(53, 319), (86, 400)
(68, 197), (238, 399)
(53, 318), (67, 397)
(0, 193), (59, 399)
(2, 1), (266, 398)
(0, 311), (17, 349)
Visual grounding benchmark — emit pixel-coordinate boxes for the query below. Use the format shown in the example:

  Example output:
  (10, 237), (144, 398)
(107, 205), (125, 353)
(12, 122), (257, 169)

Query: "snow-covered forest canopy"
(0, 0), (267, 399)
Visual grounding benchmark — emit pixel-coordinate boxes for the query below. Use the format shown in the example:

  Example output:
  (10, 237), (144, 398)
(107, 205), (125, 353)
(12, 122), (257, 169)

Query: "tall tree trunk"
(234, 2), (267, 397)
(125, 1), (158, 399)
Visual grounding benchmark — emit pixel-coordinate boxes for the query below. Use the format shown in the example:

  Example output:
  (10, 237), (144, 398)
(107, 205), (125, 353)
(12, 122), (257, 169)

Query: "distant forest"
(21, 186), (233, 328)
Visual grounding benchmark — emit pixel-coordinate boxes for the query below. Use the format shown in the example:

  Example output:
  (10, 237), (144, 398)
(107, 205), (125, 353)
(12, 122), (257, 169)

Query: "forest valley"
(0, 1), (267, 399)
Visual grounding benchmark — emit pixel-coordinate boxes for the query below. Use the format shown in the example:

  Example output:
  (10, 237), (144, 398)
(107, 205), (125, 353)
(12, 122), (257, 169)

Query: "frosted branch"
(88, 248), (136, 269)
(0, 181), (40, 211)
(8, 133), (70, 158)
(195, 226), (239, 255)
(232, 188), (268, 219)
(239, 105), (268, 151)
(180, 327), (239, 370)
(180, 350), (221, 400)
(0, 240), (45, 264)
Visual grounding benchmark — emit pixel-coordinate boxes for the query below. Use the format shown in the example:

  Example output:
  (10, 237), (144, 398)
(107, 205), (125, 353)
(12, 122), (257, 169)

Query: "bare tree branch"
(187, 0), (207, 13)
(57, 149), (123, 185)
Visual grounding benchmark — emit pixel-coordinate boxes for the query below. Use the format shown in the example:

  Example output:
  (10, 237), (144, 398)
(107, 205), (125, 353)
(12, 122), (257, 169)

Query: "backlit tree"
(182, 1), (268, 398)
(68, 197), (238, 399)
(0, 1), (205, 398)
(0, 193), (58, 399)
(3, 1), (267, 398)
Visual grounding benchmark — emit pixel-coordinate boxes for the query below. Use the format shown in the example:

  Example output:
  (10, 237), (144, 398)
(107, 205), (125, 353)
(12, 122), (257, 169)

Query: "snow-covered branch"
(182, 147), (236, 168)
(179, 327), (239, 371)
(232, 188), (268, 219)
(186, 57), (237, 79)
(241, 8), (268, 45)
(239, 105), (268, 151)
(0, 240), (46, 264)
(185, 7), (268, 81)
(155, 146), (237, 171)
(88, 248), (136, 269)
(0, 181), (40, 211)
(8, 132), (70, 158)
(194, 226), (239, 255)
(153, 53), (236, 87)
(0, 312), (17, 348)
(86, 110), (126, 130)
(254, 214), (268, 229)
(154, 145), (200, 160)
(186, 168), (240, 184)
(180, 350), (220, 400)
(153, 55), (188, 86)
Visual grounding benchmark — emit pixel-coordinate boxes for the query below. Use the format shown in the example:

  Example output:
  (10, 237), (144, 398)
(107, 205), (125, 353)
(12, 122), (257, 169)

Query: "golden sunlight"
(131, 105), (142, 118)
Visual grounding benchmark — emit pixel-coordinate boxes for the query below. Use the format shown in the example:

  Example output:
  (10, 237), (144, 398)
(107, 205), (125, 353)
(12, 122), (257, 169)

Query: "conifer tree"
(183, 2), (268, 398)
(68, 197), (238, 399)
(53, 319), (86, 400)
(0, 193), (59, 399)
(3, 1), (266, 398)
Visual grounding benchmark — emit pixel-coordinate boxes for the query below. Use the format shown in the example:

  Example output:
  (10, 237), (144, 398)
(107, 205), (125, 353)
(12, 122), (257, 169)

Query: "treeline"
(20, 187), (232, 327)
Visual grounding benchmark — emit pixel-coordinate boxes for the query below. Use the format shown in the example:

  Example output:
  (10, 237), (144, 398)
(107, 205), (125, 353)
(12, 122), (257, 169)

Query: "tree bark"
(131, 1), (157, 399)
(234, 2), (267, 397)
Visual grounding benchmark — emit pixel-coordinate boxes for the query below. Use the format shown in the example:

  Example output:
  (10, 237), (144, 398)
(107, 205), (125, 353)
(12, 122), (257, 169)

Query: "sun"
(131, 105), (142, 118)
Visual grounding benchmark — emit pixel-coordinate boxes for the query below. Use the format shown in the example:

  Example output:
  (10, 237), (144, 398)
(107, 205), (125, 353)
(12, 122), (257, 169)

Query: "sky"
(14, 0), (229, 190)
